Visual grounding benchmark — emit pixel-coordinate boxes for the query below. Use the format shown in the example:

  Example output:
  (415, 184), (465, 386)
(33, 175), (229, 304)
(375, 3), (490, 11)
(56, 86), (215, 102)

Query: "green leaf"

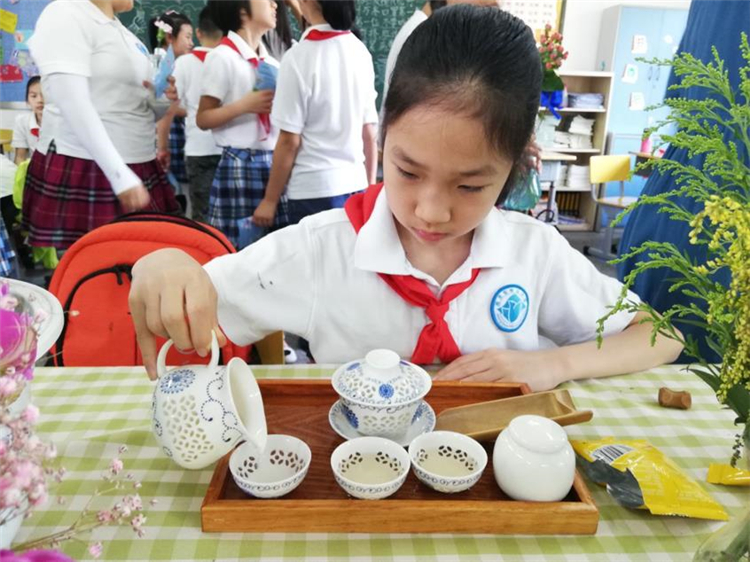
(726, 384), (750, 422)
(689, 367), (721, 393)
(541, 71), (564, 92)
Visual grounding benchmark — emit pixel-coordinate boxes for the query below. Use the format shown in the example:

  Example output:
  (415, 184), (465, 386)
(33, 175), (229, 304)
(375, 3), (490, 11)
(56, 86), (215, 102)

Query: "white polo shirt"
(28, 0), (157, 163)
(379, 9), (428, 131)
(173, 48), (223, 158)
(11, 112), (40, 153)
(201, 31), (279, 151)
(204, 189), (638, 364)
(271, 24), (378, 200)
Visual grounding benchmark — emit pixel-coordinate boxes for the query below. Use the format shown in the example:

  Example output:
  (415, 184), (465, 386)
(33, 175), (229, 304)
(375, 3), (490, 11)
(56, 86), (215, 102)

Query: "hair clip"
(154, 19), (173, 35)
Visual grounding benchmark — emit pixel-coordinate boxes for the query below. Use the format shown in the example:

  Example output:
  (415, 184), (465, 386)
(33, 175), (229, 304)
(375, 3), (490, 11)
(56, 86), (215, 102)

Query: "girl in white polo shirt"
(252, 0), (378, 227)
(24, 0), (179, 250)
(129, 5), (683, 389)
(12, 76), (43, 165)
(196, 0), (289, 249)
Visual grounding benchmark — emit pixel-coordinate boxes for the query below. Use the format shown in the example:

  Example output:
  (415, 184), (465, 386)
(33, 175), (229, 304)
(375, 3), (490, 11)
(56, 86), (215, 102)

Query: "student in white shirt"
(24, 0), (179, 250)
(252, 0), (378, 227)
(172, 7), (224, 223)
(12, 76), (44, 165)
(129, 5), (683, 388)
(196, 0), (289, 249)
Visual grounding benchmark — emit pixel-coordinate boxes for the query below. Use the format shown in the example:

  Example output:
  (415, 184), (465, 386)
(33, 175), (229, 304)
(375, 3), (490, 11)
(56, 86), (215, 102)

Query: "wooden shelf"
(558, 221), (594, 232)
(539, 107), (607, 114)
(541, 185), (591, 193)
(547, 148), (602, 154)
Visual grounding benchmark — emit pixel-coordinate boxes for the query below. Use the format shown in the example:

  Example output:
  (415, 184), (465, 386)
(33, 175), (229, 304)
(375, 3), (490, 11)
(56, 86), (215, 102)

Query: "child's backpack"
(48, 212), (250, 367)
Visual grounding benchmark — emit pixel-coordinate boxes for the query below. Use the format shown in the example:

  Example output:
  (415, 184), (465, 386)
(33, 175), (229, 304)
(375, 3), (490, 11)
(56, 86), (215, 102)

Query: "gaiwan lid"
(332, 349), (432, 407)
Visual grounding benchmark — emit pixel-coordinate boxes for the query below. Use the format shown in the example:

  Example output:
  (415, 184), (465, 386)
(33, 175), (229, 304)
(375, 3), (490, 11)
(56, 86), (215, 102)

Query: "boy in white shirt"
(173, 7), (224, 222)
(12, 76), (44, 165)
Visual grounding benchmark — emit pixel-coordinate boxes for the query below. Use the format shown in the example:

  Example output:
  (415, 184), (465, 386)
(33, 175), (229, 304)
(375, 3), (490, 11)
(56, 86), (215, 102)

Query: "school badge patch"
(490, 284), (529, 333)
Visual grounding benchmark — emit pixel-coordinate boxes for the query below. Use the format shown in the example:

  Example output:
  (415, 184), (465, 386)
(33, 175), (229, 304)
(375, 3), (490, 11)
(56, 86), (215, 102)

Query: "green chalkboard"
(118, 0), (421, 108)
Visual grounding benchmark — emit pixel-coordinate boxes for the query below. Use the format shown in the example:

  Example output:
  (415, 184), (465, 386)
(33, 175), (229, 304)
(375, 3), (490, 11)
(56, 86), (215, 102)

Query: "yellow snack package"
(707, 463), (750, 486)
(571, 437), (728, 521)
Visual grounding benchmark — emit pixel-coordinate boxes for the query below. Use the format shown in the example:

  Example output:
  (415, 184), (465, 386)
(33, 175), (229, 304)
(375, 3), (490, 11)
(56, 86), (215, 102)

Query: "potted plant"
(597, 34), (750, 562)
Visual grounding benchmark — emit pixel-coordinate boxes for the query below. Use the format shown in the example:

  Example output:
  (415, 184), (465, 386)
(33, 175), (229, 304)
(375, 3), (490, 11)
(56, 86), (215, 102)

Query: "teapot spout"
(227, 358), (269, 452)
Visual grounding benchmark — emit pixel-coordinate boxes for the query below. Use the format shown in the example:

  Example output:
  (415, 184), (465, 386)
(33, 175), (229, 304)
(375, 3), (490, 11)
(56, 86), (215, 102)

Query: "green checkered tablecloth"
(11, 365), (750, 561)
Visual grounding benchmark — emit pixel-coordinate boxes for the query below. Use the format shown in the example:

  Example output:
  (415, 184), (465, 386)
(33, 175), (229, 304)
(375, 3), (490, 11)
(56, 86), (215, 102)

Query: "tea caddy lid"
(507, 415), (569, 455)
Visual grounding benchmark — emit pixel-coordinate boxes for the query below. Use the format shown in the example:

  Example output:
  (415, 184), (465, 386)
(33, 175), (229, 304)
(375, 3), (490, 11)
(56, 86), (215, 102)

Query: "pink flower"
(88, 542), (103, 559)
(22, 405), (40, 424)
(131, 513), (147, 537)
(545, 62), (553, 70)
(97, 509), (115, 523)
(0, 549), (75, 562)
(124, 494), (143, 511)
(109, 458), (123, 476)
(0, 377), (18, 398)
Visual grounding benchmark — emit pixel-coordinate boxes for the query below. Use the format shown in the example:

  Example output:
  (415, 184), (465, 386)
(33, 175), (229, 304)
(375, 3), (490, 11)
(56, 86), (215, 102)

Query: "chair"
(0, 129), (12, 155)
(583, 155), (638, 261)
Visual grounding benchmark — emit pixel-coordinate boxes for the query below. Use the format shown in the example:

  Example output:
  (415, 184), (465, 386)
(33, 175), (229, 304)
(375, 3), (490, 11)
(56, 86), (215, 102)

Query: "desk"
(12, 366), (749, 561)
(537, 151), (577, 223)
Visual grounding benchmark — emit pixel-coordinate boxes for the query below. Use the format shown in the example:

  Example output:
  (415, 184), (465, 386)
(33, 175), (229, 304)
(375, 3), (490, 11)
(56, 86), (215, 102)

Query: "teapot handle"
(155, 331), (220, 379)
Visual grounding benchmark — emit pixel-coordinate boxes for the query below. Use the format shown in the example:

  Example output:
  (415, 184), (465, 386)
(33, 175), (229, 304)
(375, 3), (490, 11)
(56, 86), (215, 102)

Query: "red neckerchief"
(219, 36), (271, 139)
(191, 49), (209, 62)
(344, 183), (480, 365)
(304, 29), (351, 41)
(30, 128), (40, 138)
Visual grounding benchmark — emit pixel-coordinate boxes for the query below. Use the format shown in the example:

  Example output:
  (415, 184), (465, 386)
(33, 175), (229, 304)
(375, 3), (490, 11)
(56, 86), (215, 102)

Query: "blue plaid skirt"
(207, 147), (289, 248)
(169, 116), (188, 184)
(0, 221), (16, 277)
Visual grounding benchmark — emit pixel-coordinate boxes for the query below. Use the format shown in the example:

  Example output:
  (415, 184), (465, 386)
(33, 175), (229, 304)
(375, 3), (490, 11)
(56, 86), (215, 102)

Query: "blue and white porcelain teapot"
(151, 333), (267, 469)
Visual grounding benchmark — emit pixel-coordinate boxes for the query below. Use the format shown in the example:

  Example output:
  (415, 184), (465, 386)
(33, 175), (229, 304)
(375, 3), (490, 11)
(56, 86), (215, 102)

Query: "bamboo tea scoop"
(434, 389), (593, 442)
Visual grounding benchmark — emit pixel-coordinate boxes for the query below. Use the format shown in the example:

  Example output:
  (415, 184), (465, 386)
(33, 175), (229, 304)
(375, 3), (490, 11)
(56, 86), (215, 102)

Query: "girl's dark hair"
(429, 1), (448, 11)
(25, 75), (41, 99)
(263, 0), (293, 53)
(208, 0), (251, 36)
(319, 0), (356, 31)
(198, 6), (223, 39)
(148, 11), (192, 52)
(382, 5), (542, 202)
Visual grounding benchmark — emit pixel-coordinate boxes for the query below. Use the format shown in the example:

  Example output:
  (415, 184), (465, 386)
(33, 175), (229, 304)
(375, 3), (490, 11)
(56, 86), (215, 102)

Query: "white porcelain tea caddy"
(493, 415), (575, 502)
(152, 333), (267, 470)
(331, 349), (432, 438)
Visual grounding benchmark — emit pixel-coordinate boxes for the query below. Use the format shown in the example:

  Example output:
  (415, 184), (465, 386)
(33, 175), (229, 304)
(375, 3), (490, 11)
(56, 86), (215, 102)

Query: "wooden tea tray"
(201, 379), (599, 535)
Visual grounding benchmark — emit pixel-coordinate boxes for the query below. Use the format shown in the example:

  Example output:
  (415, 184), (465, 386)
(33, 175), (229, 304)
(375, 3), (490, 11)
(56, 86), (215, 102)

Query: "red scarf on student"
(304, 29), (351, 41)
(191, 49), (209, 62)
(345, 183), (480, 365)
(30, 128), (39, 138)
(219, 36), (271, 139)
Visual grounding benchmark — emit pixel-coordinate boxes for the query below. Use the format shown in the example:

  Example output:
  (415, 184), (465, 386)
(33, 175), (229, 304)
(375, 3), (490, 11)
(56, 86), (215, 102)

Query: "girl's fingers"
(185, 277), (218, 357)
(131, 298), (158, 380)
(434, 352), (486, 380)
(160, 286), (193, 352)
(435, 356), (490, 381)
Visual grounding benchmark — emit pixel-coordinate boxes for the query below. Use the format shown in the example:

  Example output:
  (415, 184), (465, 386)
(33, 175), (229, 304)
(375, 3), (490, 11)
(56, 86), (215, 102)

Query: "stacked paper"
(566, 165), (591, 190)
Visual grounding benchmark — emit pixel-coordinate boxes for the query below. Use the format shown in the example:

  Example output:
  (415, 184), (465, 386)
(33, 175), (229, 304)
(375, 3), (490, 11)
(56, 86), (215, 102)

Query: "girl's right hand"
(118, 184), (151, 213)
(129, 249), (227, 379)
(242, 90), (274, 114)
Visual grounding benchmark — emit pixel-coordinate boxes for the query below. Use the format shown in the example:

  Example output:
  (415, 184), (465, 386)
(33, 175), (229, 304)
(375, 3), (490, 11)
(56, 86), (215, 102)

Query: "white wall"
(561, 0), (691, 71)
